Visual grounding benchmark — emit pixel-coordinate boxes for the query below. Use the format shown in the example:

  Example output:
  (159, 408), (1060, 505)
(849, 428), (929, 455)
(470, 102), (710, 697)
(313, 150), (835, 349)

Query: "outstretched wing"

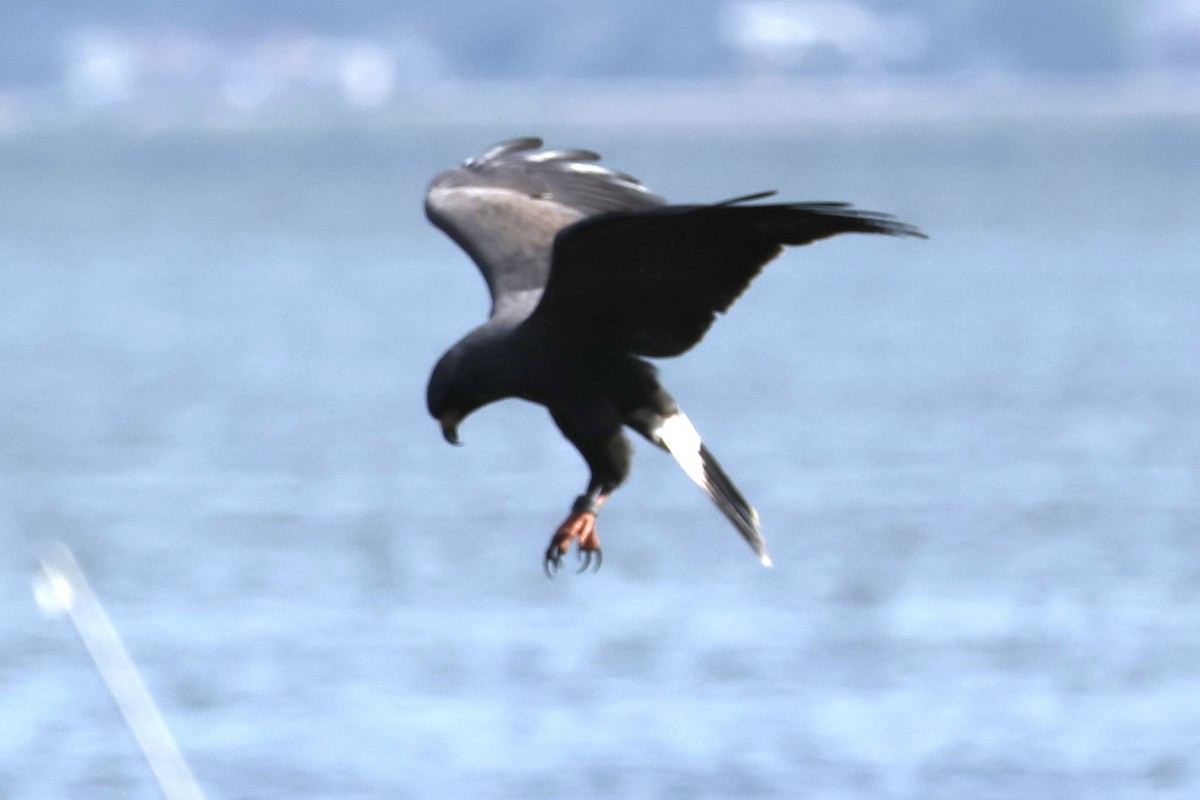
(425, 137), (665, 318)
(533, 195), (927, 357)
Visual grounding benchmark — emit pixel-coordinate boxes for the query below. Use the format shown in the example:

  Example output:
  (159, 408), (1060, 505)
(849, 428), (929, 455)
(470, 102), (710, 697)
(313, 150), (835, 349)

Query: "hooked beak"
(439, 412), (462, 446)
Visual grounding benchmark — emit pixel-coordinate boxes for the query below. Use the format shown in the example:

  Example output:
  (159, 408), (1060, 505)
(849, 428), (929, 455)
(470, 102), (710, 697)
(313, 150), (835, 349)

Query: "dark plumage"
(425, 137), (925, 573)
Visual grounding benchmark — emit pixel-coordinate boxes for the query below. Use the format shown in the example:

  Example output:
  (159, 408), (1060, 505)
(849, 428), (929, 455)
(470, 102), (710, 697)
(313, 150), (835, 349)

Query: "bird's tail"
(653, 412), (772, 567)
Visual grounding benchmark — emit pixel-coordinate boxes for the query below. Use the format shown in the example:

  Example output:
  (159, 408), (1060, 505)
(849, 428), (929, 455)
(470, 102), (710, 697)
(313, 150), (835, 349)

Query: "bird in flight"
(425, 137), (925, 574)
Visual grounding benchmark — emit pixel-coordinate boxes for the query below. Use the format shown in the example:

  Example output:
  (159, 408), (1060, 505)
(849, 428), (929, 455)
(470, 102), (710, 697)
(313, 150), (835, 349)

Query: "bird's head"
(426, 335), (506, 446)
(426, 358), (470, 446)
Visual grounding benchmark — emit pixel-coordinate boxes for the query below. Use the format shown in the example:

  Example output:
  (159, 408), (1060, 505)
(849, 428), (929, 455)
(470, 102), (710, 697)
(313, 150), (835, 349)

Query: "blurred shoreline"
(2, 72), (1197, 136)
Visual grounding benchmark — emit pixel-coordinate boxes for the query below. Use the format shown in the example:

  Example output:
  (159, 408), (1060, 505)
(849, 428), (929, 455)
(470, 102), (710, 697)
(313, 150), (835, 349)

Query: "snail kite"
(425, 137), (925, 574)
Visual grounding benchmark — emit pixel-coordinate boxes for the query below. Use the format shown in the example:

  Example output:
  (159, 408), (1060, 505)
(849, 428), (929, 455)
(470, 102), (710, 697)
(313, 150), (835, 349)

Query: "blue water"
(2, 117), (1199, 798)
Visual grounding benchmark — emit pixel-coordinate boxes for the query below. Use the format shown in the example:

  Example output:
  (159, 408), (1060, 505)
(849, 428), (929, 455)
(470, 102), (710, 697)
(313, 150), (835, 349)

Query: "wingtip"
(466, 137), (544, 167)
(758, 551), (774, 568)
(716, 190), (778, 206)
(891, 221), (929, 240)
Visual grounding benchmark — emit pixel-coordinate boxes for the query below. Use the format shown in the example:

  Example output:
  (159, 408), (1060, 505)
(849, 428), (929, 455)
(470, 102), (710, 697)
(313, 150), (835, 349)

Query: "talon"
(576, 549), (603, 574)
(543, 509), (603, 576)
(543, 546), (565, 578)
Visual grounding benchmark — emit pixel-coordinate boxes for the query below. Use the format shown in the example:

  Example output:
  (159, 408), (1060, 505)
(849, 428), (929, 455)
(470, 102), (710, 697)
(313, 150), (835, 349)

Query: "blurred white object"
(35, 542), (206, 800)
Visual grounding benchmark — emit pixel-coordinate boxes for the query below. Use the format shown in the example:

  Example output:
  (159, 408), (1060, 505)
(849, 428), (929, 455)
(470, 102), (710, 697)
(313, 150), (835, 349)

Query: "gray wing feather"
(426, 137), (665, 318)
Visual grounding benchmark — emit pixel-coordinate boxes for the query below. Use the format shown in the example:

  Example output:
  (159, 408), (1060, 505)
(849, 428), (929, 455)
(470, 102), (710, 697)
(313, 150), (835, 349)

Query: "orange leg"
(544, 494), (607, 576)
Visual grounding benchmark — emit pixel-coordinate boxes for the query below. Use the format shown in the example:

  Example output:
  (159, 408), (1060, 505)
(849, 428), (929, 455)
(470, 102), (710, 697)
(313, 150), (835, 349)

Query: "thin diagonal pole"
(35, 541), (206, 800)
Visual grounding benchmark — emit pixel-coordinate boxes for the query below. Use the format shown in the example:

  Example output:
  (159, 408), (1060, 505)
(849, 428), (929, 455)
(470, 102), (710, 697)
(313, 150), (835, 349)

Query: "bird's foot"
(544, 511), (602, 576)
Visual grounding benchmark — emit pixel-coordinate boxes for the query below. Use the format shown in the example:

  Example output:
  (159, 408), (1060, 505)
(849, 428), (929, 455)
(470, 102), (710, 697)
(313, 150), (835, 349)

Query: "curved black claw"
(576, 548), (603, 574)
(544, 549), (563, 578)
